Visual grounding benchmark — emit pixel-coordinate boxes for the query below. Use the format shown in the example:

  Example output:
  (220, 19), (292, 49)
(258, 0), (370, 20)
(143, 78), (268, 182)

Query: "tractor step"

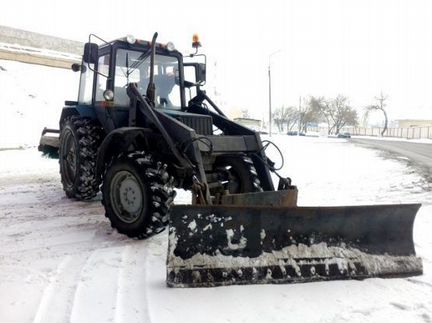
(166, 203), (422, 287)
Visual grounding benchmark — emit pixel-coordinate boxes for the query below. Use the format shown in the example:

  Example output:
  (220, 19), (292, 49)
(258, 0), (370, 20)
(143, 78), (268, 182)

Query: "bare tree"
(272, 107), (284, 132)
(364, 92), (389, 136)
(284, 106), (299, 131)
(310, 95), (358, 134)
(308, 96), (328, 130)
(331, 95), (358, 134)
(272, 106), (298, 132)
(298, 101), (321, 133)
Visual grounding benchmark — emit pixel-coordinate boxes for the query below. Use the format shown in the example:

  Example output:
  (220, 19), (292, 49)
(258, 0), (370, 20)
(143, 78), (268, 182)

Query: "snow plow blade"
(167, 203), (422, 287)
(38, 128), (59, 157)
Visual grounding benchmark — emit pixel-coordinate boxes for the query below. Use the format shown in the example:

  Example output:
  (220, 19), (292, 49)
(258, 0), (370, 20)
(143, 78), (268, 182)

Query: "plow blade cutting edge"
(167, 204), (422, 287)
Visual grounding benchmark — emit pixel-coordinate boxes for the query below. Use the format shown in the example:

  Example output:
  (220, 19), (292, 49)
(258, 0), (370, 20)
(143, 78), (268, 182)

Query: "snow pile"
(0, 59), (78, 149)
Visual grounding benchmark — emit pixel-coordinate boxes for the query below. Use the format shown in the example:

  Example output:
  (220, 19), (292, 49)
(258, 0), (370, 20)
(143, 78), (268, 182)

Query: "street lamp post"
(268, 50), (281, 137)
(298, 95), (301, 136)
(268, 65), (272, 137)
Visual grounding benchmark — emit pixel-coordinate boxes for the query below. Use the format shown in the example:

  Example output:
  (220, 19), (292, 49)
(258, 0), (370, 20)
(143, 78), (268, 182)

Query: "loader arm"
(127, 83), (193, 170)
(127, 82), (213, 203)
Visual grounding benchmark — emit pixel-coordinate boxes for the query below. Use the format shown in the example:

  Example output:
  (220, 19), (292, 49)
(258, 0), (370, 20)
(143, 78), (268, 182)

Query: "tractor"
(39, 33), (422, 287)
(40, 33), (284, 237)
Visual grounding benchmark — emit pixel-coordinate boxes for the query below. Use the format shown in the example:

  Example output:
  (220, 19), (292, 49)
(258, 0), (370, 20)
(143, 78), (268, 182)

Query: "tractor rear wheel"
(102, 152), (176, 239)
(59, 116), (103, 200)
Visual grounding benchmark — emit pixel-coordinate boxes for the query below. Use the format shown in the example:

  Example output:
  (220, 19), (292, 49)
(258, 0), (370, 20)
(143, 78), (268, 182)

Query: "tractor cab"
(109, 46), (182, 109)
(79, 36), (207, 108)
(72, 35), (206, 132)
(77, 37), (182, 127)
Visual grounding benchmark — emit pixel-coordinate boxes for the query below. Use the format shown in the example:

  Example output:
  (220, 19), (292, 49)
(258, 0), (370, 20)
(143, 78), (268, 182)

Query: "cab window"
(114, 49), (181, 108)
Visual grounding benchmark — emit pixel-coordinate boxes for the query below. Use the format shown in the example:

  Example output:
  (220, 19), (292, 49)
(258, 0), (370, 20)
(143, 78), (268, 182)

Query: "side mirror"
(71, 63), (81, 72)
(83, 42), (99, 64)
(71, 63), (87, 73)
(196, 63), (206, 83)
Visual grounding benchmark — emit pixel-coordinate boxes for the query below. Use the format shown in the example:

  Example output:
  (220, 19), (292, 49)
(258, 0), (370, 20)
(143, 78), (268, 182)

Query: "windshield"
(115, 49), (181, 108)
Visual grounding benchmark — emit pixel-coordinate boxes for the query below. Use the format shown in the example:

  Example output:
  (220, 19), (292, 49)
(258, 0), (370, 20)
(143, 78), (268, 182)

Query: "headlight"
(126, 34), (136, 45)
(166, 42), (175, 51)
(103, 89), (114, 101)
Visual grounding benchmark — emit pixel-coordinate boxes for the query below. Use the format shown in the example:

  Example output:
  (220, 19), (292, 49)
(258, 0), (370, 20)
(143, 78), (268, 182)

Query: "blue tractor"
(39, 33), (276, 237)
(39, 33), (421, 288)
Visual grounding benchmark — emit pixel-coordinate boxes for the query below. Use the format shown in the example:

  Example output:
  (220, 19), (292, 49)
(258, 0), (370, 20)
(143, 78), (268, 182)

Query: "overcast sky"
(2, 0), (432, 123)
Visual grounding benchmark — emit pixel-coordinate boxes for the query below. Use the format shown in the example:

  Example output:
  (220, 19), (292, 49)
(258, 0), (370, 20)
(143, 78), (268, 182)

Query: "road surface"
(351, 138), (432, 169)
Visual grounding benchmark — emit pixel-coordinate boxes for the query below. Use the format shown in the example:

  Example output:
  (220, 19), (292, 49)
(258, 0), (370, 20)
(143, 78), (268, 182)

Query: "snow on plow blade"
(167, 204), (422, 287)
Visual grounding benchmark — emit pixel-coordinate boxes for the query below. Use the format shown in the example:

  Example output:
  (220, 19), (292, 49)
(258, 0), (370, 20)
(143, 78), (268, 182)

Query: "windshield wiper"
(127, 48), (152, 77)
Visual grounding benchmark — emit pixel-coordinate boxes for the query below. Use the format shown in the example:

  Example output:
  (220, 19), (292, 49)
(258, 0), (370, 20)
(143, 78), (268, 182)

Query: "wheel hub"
(219, 165), (241, 193)
(111, 171), (143, 223)
(119, 178), (142, 213)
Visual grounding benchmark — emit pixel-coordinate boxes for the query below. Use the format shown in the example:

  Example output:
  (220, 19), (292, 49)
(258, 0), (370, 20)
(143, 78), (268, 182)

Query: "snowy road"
(352, 138), (432, 169)
(0, 136), (431, 323)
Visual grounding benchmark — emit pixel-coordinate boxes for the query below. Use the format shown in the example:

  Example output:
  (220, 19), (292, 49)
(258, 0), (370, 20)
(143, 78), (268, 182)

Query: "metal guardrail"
(308, 126), (432, 140)
(349, 127), (432, 140)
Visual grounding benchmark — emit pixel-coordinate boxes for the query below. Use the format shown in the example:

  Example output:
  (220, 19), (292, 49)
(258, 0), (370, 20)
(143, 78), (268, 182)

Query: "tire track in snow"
(32, 254), (90, 323)
(69, 247), (123, 323)
(406, 278), (432, 289)
(114, 244), (152, 323)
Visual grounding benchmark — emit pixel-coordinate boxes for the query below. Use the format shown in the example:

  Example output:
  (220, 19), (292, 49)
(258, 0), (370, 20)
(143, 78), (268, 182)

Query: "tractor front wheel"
(102, 152), (176, 239)
(214, 156), (263, 194)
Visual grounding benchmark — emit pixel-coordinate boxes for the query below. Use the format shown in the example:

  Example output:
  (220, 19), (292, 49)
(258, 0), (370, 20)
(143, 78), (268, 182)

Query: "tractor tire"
(215, 156), (263, 194)
(102, 152), (176, 239)
(59, 116), (103, 200)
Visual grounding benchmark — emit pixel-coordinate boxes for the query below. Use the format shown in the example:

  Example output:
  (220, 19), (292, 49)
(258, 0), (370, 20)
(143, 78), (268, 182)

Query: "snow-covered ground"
(0, 135), (431, 323)
(0, 59), (77, 149)
(0, 59), (431, 323)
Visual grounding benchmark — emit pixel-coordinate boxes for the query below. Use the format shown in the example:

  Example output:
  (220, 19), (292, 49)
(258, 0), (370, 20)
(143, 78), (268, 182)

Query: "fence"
(308, 126), (432, 140)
